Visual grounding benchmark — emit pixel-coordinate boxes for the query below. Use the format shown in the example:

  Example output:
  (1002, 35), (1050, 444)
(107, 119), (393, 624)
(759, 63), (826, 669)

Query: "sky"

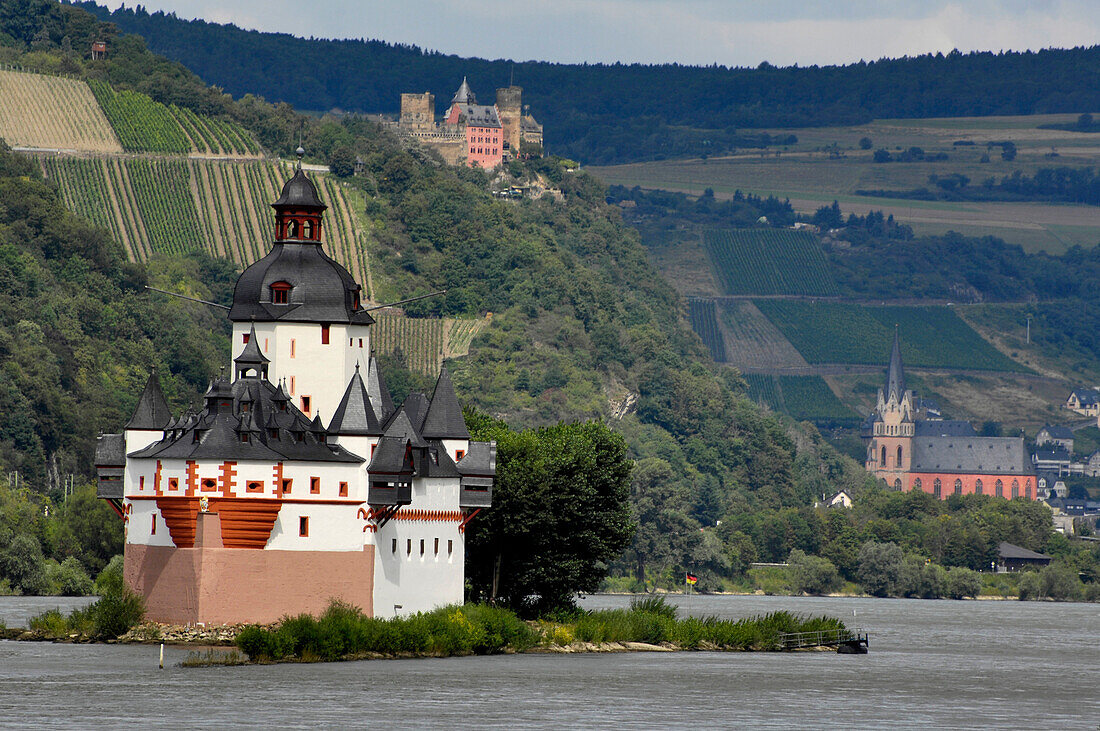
(100, 1), (1100, 67)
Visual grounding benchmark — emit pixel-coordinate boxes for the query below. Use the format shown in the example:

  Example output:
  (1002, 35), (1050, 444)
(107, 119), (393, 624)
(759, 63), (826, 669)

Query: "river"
(0, 594), (1096, 729)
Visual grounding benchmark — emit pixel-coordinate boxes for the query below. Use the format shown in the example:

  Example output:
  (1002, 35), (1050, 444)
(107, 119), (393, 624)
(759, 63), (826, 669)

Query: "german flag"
(685, 572), (698, 585)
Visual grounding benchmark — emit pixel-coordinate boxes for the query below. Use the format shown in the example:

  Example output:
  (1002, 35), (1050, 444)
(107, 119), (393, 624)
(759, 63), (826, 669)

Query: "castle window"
(456, 449), (466, 461)
(169, 478), (179, 491)
(270, 280), (292, 305)
(995, 479), (1003, 497)
(954, 479), (962, 495)
(240, 433), (250, 443)
(247, 481), (263, 492)
(310, 476), (320, 494)
(339, 481), (348, 497)
(290, 376), (295, 394)
(290, 339), (296, 358)
(392, 539), (397, 554)
(202, 478), (217, 491)
(303, 221), (313, 239)
(407, 539), (412, 556)
(448, 540), (453, 556)
(321, 324), (330, 345)
(975, 479), (983, 495)
(913, 478), (921, 491)
(359, 338), (363, 348)
(299, 516), (309, 537)
(243, 332), (250, 344)
(139, 476), (145, 491)
(897, 446), (903, 466)
(301, 396), (311, 414)
(434, 537), (439, 555)
(881, 446), (886, 467)
(1012, 479), (1019, 499)
(420, 539), (425, 556)
(288, 220), (299, 238)
(282, 478), (292, 494)
(893, 478), (901, 491)
(269, 428), (279, 439)
(151, 514), (157, 535)
(933, 478), (942, 498)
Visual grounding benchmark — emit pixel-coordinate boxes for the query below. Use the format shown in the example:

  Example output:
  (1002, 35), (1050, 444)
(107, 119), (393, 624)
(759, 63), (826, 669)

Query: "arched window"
(933, 478), (942, 498)
(881, 446), (887, 467)
(954, 478), (962, 495)
(1011, 479), (1019, 499)
(270, 281), (292, 305)
(975, 479), (983, 495)
(893, 478), (902, 491)
(897, 446), (903, 466)
(303, 220), (313, 239)
(913, 478), (922, 491)
(1025, 479), (1032, 500)
(995, 479), (1003, 497)
(288, 220), (299, 238)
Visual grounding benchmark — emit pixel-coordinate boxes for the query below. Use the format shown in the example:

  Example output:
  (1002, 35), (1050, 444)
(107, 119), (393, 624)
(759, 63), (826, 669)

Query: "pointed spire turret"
(328, 364), (383, 436)
(451, 76), (476, 105)
(367, 356), (395, 424)
(422, 366), (470, 440)
(234, 324), (270, 380)
(885, 326), (905, 403)
(126, 368), (172, 430)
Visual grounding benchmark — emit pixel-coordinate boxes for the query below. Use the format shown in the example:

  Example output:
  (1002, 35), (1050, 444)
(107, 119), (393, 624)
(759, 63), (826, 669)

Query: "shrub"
(90, 585), (145, 639)
(944, 567), (982, 599)
(787, 550), (841, 595)
(49, 557), (94, 596)
(95, 555), (125, 594)
(1017, 571), (1040, 600)
(629, 595), (678, 619)
(857, 542), (903, 597)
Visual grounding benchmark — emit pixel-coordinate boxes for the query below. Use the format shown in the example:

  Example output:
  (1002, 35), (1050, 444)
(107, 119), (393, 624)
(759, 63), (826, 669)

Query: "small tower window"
(301, 396), (311, 414)
(288, 220), (299, 238)
(299, 516), (309, 537)
(303, 221), (313, 239)
(321, 324), (330, 345)
(310, 476), (320, 494)
(339, 481), (348, 497)
(270, 281), (292, 305)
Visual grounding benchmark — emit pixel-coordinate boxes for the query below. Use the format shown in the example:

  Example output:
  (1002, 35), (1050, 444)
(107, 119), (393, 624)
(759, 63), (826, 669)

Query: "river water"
(0, 594), (1096, 729)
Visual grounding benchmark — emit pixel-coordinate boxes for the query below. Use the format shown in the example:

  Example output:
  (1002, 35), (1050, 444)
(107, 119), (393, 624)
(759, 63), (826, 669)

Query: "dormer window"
(270, 281), (292, 305)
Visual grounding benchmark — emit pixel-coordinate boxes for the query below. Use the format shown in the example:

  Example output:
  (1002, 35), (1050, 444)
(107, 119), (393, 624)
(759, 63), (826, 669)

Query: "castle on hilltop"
(95, 157), (494, 624)
(862, 331), (1036, 500)
(396, 77), (543, 168)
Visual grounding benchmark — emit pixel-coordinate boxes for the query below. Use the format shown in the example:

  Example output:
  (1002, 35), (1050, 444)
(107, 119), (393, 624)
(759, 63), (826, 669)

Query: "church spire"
(885, 326), (905, 402)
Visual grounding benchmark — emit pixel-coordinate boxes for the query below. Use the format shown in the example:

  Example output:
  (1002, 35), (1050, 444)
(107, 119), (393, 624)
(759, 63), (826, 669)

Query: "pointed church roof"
(422, 367), (470, 440)
(126, 368), (172, 430)
(235, 325), (269, 367)
(367, 356), (395, 423)
(328, 364), (383, 436)
(451, 76), (476, 105)
(885, 328), (905, 401)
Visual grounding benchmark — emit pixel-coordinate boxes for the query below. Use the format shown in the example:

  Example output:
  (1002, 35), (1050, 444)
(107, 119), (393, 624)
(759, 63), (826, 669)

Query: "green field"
(744, 373), (858, 423)
(754, 301), (1028, 372)
(687, 298), (726, 361)
(703, 229), (837, 296)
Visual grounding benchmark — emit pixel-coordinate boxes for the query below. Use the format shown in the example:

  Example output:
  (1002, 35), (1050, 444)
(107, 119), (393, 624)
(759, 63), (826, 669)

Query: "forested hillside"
(76, 2), (1100, 164)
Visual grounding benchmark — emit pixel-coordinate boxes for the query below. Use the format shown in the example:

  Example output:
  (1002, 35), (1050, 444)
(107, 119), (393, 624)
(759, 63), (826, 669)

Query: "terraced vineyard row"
(754, 300), (1029, 372)
(168, 104), (259, 156)
(87, 80), (190, 154)
(744, 374), (858, 424)
(38, 157), (368, 285)
(687, 298), (726, 361)
(443, 316), (492, 357)
(372, 313), (445, 375)
(703, 228), (838, 296)
(0, 68), (121, 152)
(714, 300), (809, 370)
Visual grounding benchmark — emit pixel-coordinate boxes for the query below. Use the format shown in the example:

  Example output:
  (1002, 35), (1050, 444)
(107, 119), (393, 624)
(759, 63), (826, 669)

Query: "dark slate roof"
(1033, 447), (1071, 462)
(129, 376), (363, 463)
(457, 440), (496, 476)
(366, 356), (395, 424)
(126, 370), (171, 430)
(95, 433), (125, 466)
(368, 436), (415, 475)
(910, 436), (1034, 475)
(235, 324), (269, 366)
(328, 365), (383, 436)
(272, 167), (326, 210)
(422, 367), (470, 440)
(884, 329), (905, 401)
(394, 393), (430, 433)
(465, 104), (501, 129)
(451, 76), (476, 105)
(914, 420), (977, 437)
(229, 242), (373, 325)
(382, 409), (427, 448)
(1071, 389), (1100, 405)
(417, 440), (462, 478)
(1039, 424), (1075, 440)
(997, 542), (1051, 561)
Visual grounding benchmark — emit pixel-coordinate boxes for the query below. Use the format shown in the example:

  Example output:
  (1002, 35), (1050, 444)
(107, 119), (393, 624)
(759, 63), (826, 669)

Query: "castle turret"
(422, 366), (471, 462)
(125, 368), (171, 453)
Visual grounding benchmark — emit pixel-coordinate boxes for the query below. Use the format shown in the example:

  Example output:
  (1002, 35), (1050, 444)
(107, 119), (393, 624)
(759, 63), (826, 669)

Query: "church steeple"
(885, 326), (905, 403)
(271, 147), (326, 244)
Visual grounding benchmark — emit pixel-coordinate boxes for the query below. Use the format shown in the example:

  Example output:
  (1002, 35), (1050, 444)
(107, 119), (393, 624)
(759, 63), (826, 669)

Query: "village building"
(995, 542), (1052, 572)
(397, 78), (543, 168)
(862, 332), (1037, 499)
(1065, 388), (1100, 417)
(1035, 424), (1074, 453)
(95, 157), (494, 625)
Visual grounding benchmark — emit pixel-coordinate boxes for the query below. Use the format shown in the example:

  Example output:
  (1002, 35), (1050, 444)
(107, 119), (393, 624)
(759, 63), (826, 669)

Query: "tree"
(328, 145), (356, 178)
(857, 541), (903, 597)
(859, 137), (873, 150)
(1001, 141), (1017, 161)
(618, 457), (699, 588)
(787, 549), (840, 595)
(944, 567), (982, 599)
(1, 534), (49, 595)
(465, 413), (635, 615)
(873, 149), (892, 163)
(1078, 113), (1095, 130)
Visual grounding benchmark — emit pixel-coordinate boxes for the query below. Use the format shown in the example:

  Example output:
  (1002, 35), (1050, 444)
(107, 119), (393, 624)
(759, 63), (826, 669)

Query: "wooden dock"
(778, 628), (869, 653)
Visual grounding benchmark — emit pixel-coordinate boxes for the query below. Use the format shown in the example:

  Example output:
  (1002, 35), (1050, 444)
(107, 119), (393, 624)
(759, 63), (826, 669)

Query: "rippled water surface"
(1, 594), (1097, 729)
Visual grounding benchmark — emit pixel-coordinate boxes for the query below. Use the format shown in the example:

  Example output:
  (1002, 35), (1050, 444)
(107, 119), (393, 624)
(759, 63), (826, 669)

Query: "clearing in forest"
(0, 69), (121, 152)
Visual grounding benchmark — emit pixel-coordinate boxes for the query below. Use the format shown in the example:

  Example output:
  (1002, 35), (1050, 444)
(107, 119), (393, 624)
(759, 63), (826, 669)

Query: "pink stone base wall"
(125, 542), (375, 625)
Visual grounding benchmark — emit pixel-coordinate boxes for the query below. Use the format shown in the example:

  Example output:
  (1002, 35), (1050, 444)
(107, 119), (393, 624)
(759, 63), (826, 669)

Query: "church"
(862, 332), (1036, 500)
(95, 156), (495, 624)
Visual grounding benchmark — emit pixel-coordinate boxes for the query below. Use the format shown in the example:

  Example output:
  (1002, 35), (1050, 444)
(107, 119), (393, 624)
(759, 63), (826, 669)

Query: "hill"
(76, 2), (1100, 165)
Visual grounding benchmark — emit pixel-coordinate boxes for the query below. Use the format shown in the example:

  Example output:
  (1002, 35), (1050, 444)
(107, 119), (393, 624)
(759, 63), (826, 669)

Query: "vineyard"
(0, 68), (121, 152)
(372, 313), (445, 375)
(703, 229), (838, 296)
(754, 301), (1029, 372)
(443, 316), (492, 358)
(38, 157), (368, 284)
(714, 300), (809, 370)
(687, 298), (726, 361)
(87, 79), (258, 156)
(744, 374), (858, 424)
